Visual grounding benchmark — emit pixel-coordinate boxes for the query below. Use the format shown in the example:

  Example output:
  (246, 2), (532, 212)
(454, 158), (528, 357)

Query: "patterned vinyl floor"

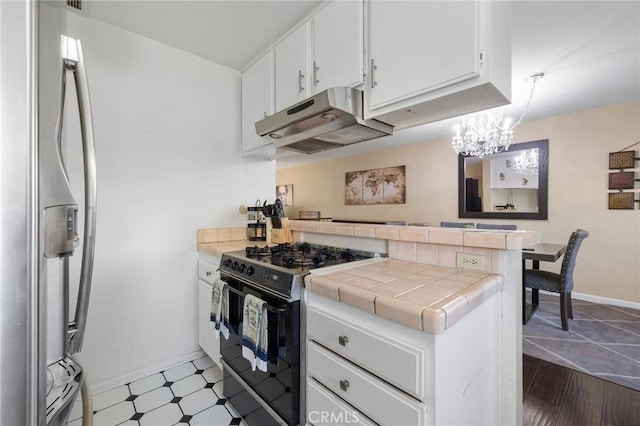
(67, 355), (245, 426)
(523, 291), (640, 391)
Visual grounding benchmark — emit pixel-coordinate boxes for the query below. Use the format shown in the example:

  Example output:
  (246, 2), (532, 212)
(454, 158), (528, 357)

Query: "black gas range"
(219, 242), (383, 301)
(218, 242), (383, 425)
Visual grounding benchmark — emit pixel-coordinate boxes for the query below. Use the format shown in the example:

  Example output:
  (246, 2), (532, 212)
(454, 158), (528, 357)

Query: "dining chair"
(524, 229), (589, 330)
(476, 223), (517, 230)
(440, 221), (475, 228)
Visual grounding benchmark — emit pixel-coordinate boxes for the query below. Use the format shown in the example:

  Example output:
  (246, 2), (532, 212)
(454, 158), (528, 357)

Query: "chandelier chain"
(511, 73), (544, 129)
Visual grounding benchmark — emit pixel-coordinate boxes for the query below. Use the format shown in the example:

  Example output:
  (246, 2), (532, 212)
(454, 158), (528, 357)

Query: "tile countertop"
(304, 258), (504, 334)
(196, 227), (254, 257)
(197, 240), (249, 258)
(289, 219), (541, 250)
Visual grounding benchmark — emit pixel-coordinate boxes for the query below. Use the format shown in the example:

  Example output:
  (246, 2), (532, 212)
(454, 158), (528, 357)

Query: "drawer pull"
(298, 69), (305, 93)
(338, 335), (348, 346)
(205, 271), (212, 276)
(371, 58), (378, 88)
(339, 379), (349, 392)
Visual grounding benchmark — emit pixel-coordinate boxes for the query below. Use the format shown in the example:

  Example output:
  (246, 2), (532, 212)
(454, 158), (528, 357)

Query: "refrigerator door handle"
(63, 37), (97, 355)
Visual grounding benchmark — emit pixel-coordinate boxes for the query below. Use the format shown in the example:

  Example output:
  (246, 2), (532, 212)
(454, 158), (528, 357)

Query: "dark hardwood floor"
(523, 354), (640, 425)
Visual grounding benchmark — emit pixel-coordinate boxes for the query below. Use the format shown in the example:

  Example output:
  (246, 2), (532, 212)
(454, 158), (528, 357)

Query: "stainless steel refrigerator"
(1, 2), (96, 425)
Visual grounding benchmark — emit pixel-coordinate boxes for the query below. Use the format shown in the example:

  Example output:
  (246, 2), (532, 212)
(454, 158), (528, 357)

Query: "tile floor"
(68, 355), (246, 426)
(523, 291), (640, 391)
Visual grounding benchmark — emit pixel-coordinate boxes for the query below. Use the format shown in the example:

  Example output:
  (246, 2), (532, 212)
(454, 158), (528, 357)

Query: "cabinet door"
(275, 23), (310, 112)
(312, 0), (364, 93)
(241, 52), (274, 154)
(369, 0), (480, 110)
(198, 279), (221, 367)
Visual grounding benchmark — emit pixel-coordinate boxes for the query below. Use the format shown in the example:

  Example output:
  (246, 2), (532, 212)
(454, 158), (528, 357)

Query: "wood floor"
(523, 354), (640, 425)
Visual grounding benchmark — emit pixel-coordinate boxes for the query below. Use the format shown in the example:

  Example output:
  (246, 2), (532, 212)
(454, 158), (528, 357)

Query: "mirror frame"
(458, 139), (549, 220)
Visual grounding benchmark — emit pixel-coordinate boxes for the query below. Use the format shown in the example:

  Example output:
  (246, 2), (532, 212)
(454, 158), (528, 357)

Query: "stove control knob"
(238, 263), (246, 273)
(246, 266), (254, 276)
(223, 259), (232, 268)
(232, 261), (239, 271)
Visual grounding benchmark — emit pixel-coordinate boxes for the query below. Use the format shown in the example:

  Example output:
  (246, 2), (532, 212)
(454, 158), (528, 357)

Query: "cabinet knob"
(205, 271), (212, 276)
(338, 335), (348, 346)
(339, 379), (350, 392)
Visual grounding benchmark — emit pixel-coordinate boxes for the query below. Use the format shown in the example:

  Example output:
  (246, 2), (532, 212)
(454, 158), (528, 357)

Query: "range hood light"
(321, 112), (337, 122)
(255, 87), (393, 154)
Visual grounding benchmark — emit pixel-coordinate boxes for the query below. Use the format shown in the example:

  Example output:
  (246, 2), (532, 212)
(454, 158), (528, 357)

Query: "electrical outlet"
(456, 253), (484, 271)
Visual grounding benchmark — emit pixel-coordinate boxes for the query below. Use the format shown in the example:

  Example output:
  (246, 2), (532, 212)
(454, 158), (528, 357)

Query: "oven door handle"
(223, 283), (288, 314)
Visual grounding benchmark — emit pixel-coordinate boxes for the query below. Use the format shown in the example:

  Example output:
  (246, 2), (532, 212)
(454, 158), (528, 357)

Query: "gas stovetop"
(219, 242), (383, 300)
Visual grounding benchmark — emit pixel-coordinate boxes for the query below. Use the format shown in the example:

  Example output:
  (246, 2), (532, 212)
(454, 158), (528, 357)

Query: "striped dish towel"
(210, 278), (229, 339)
(241, 294), (268, 372)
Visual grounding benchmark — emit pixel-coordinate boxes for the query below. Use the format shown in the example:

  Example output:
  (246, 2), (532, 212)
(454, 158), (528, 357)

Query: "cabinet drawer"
(198, 259), (218, 285)
(306, 379), (373, 426)
(307, 305), (424, 399)
(307, 343), (425, 426)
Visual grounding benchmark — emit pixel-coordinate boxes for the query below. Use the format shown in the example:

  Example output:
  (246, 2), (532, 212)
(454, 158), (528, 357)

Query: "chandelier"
(452, 72), (544, 158)
(513, 149), (539, 175)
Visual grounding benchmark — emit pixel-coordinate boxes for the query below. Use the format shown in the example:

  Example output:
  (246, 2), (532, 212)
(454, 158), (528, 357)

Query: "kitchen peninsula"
(196, 222), (540, 425)
(293, 220), (538, 425)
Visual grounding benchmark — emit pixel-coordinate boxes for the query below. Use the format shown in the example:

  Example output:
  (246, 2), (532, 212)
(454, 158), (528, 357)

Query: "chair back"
(476, 223), (517, 230)
(440, 221), (475, 228)
(560, 229), (589, 291)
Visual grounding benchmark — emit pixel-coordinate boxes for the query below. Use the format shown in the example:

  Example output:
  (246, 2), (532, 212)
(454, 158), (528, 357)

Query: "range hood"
(255, 87), (393, 154)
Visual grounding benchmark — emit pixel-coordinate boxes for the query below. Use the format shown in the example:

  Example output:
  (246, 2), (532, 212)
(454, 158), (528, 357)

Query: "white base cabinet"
(197, 255), (221, 368)
(304, 290), (502, 426)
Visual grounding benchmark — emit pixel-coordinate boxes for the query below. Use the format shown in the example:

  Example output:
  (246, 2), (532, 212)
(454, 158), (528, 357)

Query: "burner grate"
(242, 242), (383, 270)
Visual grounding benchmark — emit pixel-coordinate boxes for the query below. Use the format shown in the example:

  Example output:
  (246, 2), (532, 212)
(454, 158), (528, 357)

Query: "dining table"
(522, 243), (567, 324)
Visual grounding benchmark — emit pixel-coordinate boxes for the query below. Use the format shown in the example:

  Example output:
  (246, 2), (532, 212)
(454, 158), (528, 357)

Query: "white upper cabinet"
(241, 52), (275, 156)
(312, 0), (364, 93)
(366, 0), (511, 129)
(275, 23), (311, 112)
(274, 0), (364, 112)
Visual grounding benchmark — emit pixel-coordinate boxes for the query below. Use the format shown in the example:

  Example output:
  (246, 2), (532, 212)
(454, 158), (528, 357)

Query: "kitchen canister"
(247, 222), (266, 241)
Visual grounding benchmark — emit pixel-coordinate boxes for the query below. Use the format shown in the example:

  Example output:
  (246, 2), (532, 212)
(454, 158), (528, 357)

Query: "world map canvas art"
(345, 166), (406, 205)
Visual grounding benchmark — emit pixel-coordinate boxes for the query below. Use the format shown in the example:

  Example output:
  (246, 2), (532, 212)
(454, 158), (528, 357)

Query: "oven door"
(219, 273), (300, 426)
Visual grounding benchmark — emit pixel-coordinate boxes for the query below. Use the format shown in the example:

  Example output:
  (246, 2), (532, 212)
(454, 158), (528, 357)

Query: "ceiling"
(77, 1), (640, 168)
(80, 0), (324, 71)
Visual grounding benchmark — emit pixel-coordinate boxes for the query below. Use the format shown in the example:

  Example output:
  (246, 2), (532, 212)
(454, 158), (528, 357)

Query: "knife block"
(268, 217), (292, 244)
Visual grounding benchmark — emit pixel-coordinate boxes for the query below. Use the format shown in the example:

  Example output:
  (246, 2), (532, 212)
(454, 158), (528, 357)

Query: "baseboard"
(572, 292), (640, 310)
(89, 349), (206, 395)
(536, 290), (640, 310)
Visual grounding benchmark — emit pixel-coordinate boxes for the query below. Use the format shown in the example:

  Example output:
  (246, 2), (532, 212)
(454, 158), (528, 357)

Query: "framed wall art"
(607, 147), (638, 210)
(608, 192), (635, 210)
(276, 184), (293, 206)
(345, 165), (406, 205)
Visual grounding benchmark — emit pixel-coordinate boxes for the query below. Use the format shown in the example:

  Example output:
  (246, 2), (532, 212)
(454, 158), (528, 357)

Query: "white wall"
(278, 102), (640, 304)
(62, 11), (275, 391)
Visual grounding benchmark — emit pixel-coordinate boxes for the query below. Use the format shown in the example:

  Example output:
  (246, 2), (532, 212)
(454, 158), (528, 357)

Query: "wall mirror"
(458, 139), (548, 220)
